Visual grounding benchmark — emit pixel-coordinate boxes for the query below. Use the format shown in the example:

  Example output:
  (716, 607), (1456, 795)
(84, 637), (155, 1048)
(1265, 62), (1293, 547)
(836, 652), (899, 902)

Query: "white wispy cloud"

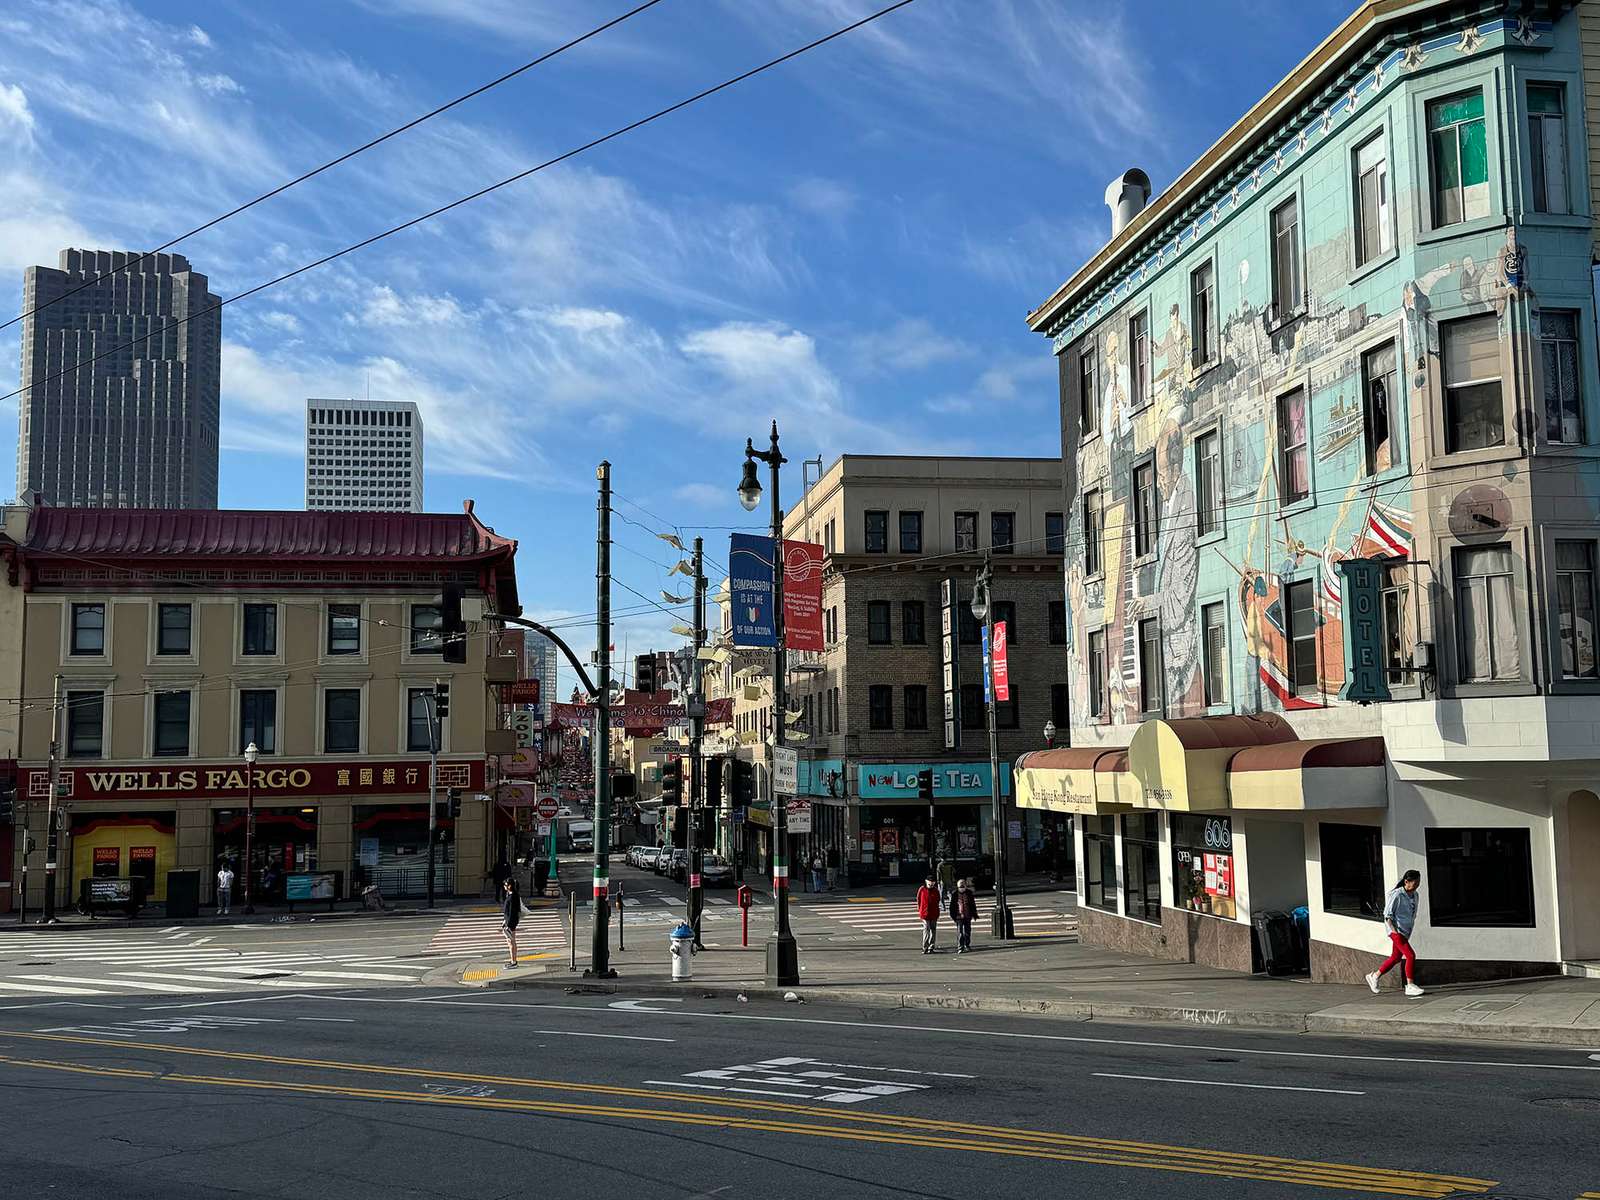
(788, 176), (856, 222)
(0, 83), (36, 147)
(849, 317), (972, 373)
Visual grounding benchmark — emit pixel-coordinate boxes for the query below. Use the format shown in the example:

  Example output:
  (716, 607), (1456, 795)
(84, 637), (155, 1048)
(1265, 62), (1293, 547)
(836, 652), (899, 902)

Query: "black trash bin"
(165, 869), (201, 919)
(1253, 909), (1298, 976)
(532, 858), (550, 897)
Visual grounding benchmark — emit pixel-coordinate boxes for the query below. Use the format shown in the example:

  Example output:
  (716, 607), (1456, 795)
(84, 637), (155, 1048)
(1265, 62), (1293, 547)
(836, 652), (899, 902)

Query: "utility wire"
(0, 0), (920, 409)
(0, 0), (668, 334)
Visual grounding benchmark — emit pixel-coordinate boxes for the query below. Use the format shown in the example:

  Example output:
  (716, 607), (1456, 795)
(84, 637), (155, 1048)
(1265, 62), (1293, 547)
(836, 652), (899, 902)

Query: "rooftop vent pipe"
(1104, 168), (1152, 238)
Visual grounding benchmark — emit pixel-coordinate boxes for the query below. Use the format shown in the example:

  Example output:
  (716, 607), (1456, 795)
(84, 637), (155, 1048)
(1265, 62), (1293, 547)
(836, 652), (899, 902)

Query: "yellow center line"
(0, 1032), (1495, 1195)
(0, 1054), (1487, 1197)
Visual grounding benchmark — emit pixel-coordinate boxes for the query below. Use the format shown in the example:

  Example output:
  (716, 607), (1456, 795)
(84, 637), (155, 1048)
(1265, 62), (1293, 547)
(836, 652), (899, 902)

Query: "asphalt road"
(2, 985), (1597, 1199)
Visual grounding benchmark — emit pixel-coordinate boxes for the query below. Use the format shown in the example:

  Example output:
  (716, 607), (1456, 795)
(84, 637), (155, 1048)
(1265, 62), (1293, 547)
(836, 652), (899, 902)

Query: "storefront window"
(1083, 815), (1117, 912)
(214, 808), (319, 903)
(1121, 813), (1161, 922)
(1319, 822), (1383, 920)
(1425, 827), (1535, 927)
(1171, 814), (1237, 920)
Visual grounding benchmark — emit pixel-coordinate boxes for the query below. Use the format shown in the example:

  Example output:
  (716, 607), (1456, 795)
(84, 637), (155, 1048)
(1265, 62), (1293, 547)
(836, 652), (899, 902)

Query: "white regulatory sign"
(772, 746), (798, 796)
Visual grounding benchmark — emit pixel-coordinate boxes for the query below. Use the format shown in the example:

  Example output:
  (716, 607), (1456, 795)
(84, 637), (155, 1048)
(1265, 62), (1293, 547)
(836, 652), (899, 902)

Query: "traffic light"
(703, 758), (723, 809)
(0, 786), (14, 824)
(661, 758), (683, 805)
(634, 653), (657, 694)
(612, 771), (637, 800)
(447, 789), (461, 819)
(433, 682), (450, 720)
(666, 806), (688, 849)
(917, 768), (935, 801)
(441, 584), (467, 664)
(731, 757), (755, 809)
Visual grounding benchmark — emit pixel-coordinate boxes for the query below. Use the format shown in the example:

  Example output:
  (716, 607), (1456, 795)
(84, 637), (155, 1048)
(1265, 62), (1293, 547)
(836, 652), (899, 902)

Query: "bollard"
(569, 889), (577, 973)
(617, 886), (626, 952)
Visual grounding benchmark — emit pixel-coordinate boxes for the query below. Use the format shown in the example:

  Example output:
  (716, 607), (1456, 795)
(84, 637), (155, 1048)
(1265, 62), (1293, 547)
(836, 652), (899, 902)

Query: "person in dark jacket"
(951, 878), (978, 953)
(501, 877), (521, 967)
(916, 876), (941, 954)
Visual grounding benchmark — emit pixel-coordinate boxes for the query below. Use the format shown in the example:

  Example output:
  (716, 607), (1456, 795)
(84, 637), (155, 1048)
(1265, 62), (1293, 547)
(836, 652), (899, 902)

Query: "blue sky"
(0, 0), (1350, 682)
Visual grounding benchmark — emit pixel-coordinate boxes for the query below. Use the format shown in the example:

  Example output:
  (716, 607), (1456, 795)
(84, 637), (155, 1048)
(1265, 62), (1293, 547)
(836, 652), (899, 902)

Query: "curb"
(491, 974), (1600, 1048)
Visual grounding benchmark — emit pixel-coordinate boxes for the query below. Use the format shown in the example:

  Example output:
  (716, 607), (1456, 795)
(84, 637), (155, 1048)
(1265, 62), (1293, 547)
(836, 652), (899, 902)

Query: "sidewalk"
(474, 923), (1600, 1049)
(0, 895), (487, 932)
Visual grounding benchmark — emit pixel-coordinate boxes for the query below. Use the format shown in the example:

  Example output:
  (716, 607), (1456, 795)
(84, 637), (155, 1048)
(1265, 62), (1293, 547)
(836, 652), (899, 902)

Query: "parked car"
(636, 846), (660, 870)
(653, 848), (674, 875)
(701, 855), (733, 887)
(667, 849), (689, 882)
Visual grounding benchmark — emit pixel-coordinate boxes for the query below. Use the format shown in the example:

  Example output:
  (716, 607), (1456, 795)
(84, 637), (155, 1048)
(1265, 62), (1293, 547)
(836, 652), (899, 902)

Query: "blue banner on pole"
(981, 627), (992, 704)
(729, 533), (778, 648)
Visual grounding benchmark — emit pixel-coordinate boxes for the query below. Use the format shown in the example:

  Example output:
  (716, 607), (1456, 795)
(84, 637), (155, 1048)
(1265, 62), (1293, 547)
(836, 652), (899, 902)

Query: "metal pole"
(586, 461), (617, 978)
(426, 686), (440, 909)
(42, 675), (61, 923)
(764, 422), (798, 985)
(243, 762), (257, 914)
(981, 553), (1013, 939)
(687, 536), (706, 948)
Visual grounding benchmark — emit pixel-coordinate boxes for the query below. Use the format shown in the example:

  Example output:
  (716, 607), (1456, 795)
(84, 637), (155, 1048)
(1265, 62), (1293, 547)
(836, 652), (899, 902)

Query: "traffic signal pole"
(586, 462), (617, 979)
(42, 674), (61, 924)
(687, 536), (706, 948)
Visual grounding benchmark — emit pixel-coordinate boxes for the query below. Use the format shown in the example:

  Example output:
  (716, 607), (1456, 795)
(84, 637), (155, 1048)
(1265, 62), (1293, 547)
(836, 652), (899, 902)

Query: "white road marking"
(0, 981), (106, 995)
(529, 1030), (675, 1042)
(643, 1079), (809, 1099)
(298, 1017), (356, 1022)
(107, 972), (339, 990)
(16, 975), (222, 993)
(1093, 1072), (1365, 1096)
(203, 966), (417, 983)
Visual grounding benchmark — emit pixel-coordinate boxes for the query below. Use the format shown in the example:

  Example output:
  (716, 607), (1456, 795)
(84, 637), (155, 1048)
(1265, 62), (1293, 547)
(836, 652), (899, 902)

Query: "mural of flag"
(1364, 501), (1412, 559)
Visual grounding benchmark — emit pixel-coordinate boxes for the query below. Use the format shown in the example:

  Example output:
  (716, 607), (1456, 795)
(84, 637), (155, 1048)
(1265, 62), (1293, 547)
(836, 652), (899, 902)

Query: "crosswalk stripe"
(18, 974), (224, 993)
(106, 971), (339, 990)
(0, 980), (106, 995)
(203, 966), (418, 983)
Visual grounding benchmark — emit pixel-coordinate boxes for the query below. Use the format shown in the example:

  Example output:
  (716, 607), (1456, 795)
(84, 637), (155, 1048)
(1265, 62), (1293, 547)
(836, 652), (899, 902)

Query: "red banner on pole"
(782, 540), (824, 652)
(992, 620), (1011, 702)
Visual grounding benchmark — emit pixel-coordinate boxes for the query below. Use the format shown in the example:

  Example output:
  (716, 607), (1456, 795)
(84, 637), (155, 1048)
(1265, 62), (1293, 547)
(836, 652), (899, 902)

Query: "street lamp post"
(242, 741), (259, 914)
(1044, 720), (1057, 749)
(971, 554), (1013, 939)
(738, 420), (799, 986)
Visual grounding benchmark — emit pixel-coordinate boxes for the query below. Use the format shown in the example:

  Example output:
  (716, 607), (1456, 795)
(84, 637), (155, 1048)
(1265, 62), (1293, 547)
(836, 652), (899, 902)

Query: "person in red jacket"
(916, 876), (941, 954)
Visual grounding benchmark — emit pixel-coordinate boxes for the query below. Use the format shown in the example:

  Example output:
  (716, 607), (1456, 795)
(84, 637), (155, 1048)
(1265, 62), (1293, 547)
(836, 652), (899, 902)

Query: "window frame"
(959, 683), (985, 731)
(1551, 535), (1600, 685)
(1537, 307), (1584, 446)
(1171, 813), (1237, 921)
(864, 510), (890, 554)
(1275, 386), (1311, 508)
(990, 511), (1016, 555)
(903, 684), (929, 731)
(1083, 815), (1118, 913)
(868, 684), (894, 731)
(240, 602), (279, 659)
(953, 511), (978, 554)
(70, 602), (107, 657)
(1079, 339), (1100, 439)
(1121, 813), (1162, 923)
(156, 602), (193, 657)
(323, 686), (363, 755)
(1414, 81), (1501, 243)
(1319, 822), (1385, 922)
(410, 603), (444, 656)
(995, 690), (1019, 730)
(898, 510), (923, 555)
(867, 600), (893, 645)
(1526, 81), (1570, 216)
(1284, 577), (1320, 699)
(152, 689), (192, 757)
(1083, 488), (1104, 578)
(1189, 258), (1217, 369)
(1132, 458), (1158, 561)
(1193, 426), (1223, 540)
(1425, 87), (1491, 230)
(1268, 191), (1304, 324)
(1439, 312), (1507, 457)
(65, 689), (106, 759)
(327, 602), (363, 657)
(1128, 308), (1151, 412)
(406, 685), (442, 753)
(901, 599), (926, 645)
(1137, 616), (1163, 716)
(1425, 827), (1536, 928)
(238, 687), (279, 755)
(1048, 599), (1067, 646)
(1360, 338), (1402, 478)
(1045, 511), (1066, 556)
(1087, 628), (1108, 722)
(992, 600), (1018, 645)
(1050, 682), (1070, 728)
(1351, 128), (1395, 272)
(1201, 599), (1229, 709)
(1448, 540), (1530, 690)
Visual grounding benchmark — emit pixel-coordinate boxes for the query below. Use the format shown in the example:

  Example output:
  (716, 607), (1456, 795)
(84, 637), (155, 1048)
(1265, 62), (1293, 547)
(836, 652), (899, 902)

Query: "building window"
(407, 688), (438, 752)
(239, 689), (277, 754)
(66, 691), (104, 758)
(958, 604), (980, 646)
(242, 603), (277, 656)
(1202, 601), (1228, 707)
(411, 604), (443, 654)
(1079, 343), (1098, 436)
(1381, 562), (1414, 685)
(1048, 600), (1066, 645)
(1319, 823), (1384, 921)
(153, 690), (190, 757)
(1128, 310), (1149, 409)
(1425, 828), (1535, 927)
(1122, 813), (1161, 922)
(991, 512), (1015, 554)
(867, 601), (892, 644)
(328, 604), (362, 655)
(899, 511), (923, 554)
(1190, 261), (1216, 366)
(1428, 90), (1489, 226)
(1555, 540), (1599, 679)
(902, 600), (926, 645)
(954, 511), (977, 553)
(1084, 815), (1117, 913)
(865, 510), (889, 554)
(868, 684), (893, 730)
(1362, 342), (1398, 474)
(324, 688), (361, 753)
(992, 600), (1018, 643)
(71, 603), (105, 655)
(1050, 682), (1069, 727)
(1277, 388), (1309, 505)
(1132, 462), (1157, 558)
(1270, 195), (1302, 319)
(1172, 814), (1236, 920)
(1138, 618), (1162, 714)
(1194, 431), (1221, 536)
(1352, 132), (1392, 266)
(1527, 83), (1569, 214)
(1045, 511), (1065, 556)
(1540, 310), (1583, 445)
(1088, 630), (1108, 719)
(904, 685), (928, 731)
(157, 603), (191, 656)
(995, 691), (1019, 729)
(1286, 579), (1318, 697)
(1083, 489), (1102, 575)
(1443, 314), (1503, 453)
(1454, 544), (1521, 683)
(960, 683), (984, 730)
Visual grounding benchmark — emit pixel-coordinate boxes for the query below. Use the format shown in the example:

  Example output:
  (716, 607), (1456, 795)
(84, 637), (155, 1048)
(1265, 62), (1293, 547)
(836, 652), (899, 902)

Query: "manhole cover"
(1530, 1096), (1600, 1111)
(18, 961), (54, 967)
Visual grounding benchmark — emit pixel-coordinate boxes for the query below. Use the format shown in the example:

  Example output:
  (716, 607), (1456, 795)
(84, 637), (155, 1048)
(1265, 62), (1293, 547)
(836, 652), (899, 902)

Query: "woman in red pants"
(1367, 869), (1425, 997)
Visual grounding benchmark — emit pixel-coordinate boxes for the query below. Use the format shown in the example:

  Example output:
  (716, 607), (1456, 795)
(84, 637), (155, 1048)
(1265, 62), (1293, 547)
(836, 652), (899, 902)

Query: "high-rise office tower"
(524, 632), (559, 711)
(16, 249), (221, 508)
(305, 399), (424, 511)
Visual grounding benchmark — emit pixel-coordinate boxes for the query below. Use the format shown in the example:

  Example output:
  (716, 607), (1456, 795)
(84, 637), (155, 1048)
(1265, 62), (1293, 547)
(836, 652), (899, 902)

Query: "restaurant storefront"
(852, 761), (1015, 883)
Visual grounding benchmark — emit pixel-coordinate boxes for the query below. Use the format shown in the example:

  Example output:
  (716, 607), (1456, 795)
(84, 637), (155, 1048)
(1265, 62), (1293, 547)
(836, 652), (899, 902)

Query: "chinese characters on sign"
(21, 759), (484, 802)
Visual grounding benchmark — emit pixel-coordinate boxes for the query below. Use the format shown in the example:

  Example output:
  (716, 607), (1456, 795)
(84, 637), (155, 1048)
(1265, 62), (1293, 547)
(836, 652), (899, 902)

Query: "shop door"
(1567, 790), (1600, 962)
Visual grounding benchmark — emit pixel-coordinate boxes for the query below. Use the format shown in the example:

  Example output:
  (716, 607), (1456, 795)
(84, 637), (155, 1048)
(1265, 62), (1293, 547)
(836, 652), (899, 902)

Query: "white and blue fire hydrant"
(669, 921), (696, 981)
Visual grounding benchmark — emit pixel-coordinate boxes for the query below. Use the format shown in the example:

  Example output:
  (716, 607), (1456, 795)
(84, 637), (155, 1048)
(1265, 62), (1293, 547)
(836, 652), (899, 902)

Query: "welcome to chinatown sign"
(22, 758), (486, 803)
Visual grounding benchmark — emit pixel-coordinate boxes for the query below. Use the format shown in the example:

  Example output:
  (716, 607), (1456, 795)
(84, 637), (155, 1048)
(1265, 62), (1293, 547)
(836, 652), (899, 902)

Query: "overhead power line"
(0, 0), (668, 334)
(0, 0), (919, 409)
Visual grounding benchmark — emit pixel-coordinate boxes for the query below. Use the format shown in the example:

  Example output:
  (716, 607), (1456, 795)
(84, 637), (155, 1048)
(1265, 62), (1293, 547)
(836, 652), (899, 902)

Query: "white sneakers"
(1365, 971), (1427, 997)
(1404, 981), (1426, 997)
(1365, 971), (1380, 994)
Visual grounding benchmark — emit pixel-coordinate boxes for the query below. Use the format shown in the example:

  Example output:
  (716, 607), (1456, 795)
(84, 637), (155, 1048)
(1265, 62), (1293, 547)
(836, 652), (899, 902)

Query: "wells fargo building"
(1, 502), (517, 910)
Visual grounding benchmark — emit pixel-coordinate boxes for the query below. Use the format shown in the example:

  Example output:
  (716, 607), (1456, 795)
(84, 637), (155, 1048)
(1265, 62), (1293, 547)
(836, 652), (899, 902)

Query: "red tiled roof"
(22, 502), (516, 564)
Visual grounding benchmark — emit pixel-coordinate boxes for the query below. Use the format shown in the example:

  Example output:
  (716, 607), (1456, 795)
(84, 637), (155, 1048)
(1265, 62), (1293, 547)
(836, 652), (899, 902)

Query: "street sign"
(941, 579), (961, 750)
(536, 796), (559, 820)
(993, 619), (1011, 702)
(785, 796), (812, 834)
(772, 746), (798, 796)
(508, 711), (536, 748)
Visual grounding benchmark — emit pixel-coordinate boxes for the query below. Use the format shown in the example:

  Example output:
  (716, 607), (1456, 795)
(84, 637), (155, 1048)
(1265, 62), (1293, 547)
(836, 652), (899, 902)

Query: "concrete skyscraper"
(16, 249), (221, 508)
(305, 399), (424, 511)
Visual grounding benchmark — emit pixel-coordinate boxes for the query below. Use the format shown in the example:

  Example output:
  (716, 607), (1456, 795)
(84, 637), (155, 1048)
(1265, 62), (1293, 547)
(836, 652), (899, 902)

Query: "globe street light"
(1044, 720), (1057, 749)
(242, 741), (259, 915)
(970, 553), (1013, 939)
(737, 450), (763, 512)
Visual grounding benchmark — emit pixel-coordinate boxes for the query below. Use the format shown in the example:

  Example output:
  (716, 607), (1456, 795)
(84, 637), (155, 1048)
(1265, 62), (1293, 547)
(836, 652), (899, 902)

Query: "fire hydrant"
(669, 921), (696, 981)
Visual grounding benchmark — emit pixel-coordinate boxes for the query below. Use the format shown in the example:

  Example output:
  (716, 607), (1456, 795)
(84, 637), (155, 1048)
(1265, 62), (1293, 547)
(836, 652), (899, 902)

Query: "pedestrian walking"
(215, 863), (234, 915)
(952, 878), (978, 953)
(1366, 869), (1426, 997)
(916, 875), (941, 954)
(501, 876), (522, 968)
(811, 853), (825, 894)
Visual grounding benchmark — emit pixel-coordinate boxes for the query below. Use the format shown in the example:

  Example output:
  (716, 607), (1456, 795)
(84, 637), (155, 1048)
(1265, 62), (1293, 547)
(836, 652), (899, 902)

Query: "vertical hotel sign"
(1337, 557), (1391, 704)
(940, 579), (961, 751)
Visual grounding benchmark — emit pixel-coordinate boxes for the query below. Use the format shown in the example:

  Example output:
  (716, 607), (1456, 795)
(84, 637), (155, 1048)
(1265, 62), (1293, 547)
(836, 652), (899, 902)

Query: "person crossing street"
(916, 875), (941, 954)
